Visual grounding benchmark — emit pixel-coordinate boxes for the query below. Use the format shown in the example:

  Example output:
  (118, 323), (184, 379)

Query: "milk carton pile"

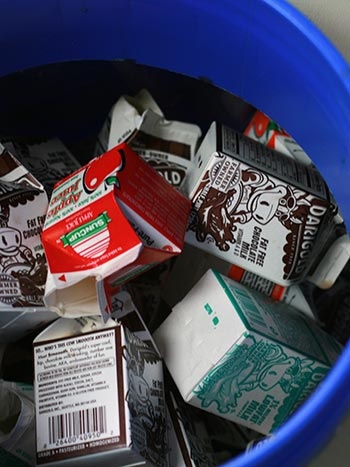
(0, 89), (349, 467)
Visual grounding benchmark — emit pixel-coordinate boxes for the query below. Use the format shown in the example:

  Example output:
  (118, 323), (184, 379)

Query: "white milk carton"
(33, 318), (168, 466)
(154, 269), (342, 435)
(183, 122), (338, 287)
(95, 89), (201, 188)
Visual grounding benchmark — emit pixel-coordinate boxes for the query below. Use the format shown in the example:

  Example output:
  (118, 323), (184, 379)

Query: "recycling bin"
(0, 1), (349, 466)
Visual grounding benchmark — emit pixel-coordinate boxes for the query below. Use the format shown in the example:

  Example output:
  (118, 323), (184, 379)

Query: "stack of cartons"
(1, 92), (348, 467)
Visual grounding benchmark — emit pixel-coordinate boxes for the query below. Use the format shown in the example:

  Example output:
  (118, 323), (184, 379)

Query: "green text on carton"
(154, 269), (342, 435)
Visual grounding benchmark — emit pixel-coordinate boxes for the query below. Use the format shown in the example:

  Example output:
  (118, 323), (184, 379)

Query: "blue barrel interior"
(0, 0), (350, 465)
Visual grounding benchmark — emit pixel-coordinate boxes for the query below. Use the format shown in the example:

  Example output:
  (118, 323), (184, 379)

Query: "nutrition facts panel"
(34, 328), (126, 463)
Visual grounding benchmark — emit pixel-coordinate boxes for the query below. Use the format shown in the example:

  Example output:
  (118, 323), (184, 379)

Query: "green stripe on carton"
(213, 269), (252, 330)
(61, 211), (111, 247)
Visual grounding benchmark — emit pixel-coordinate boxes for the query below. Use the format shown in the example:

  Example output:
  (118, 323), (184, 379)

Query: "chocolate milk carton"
(184, 122), (337, 287)
(0, 144), (57, 342)
(1, 138), (81, 197)
(161, 243), (316, 320)
(154, 269), (342, 435)
(95, 89), (201, 188)
(33, 318), (168, 466)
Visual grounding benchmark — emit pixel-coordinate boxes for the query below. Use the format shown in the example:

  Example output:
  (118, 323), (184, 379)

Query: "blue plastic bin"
(0, 1), (349, 466)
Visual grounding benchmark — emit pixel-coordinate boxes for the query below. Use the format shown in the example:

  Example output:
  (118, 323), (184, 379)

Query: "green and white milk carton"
(153, 269), (342, 435)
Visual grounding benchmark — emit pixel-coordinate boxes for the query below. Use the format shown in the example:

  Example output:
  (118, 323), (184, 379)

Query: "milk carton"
(183, 122), (337, 287)
(0, 144), (57, 342)
(33, 318), (168, 466)
(42, 142), (191, 318)
(244, 112), (350, 289)
(95, 89), (201, 188)
(244, 110), (313, 166)
(1, 137), (81, 197)
(161, 243), (315, 320)
(154, 269), (342, 435)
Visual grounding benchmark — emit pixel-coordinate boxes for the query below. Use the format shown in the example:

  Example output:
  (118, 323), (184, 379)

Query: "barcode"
(48, 406), (107, 444)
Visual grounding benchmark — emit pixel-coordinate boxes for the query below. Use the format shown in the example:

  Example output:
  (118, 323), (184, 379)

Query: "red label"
(244, 110), (289, 147)
(42, 143), (191, 284)
(42, 191), (141, 274)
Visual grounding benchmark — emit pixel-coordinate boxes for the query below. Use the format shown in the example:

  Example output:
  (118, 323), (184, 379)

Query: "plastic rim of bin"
(0, 0), (350, 466)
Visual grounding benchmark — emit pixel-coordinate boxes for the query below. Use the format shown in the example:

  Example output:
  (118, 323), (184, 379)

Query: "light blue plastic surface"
(0, 1), (349, 466)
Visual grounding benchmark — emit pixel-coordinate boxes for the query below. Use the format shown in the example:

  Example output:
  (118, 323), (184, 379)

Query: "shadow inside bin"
(0, 60), (256, 160)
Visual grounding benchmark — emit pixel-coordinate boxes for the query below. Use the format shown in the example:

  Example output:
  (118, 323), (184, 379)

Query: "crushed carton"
(1, 137), (81, 197)
(154, 269), (343, 435)
(41, 142), (191, 318)
(95, 89), (201, 188)
(33, 317), (168, 466)
(0, 144), (57, 342)
(183, 122), (338, 287)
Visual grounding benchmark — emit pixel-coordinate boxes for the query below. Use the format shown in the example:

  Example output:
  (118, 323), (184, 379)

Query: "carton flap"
(0, 144), (45, 192)
(44, 275), (100, 318)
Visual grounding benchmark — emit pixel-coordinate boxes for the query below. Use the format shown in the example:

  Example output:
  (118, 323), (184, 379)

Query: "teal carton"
(153, 269), (342, 435)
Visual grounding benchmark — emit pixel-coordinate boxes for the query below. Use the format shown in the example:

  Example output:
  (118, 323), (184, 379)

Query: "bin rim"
(0, 1), (349, 466)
